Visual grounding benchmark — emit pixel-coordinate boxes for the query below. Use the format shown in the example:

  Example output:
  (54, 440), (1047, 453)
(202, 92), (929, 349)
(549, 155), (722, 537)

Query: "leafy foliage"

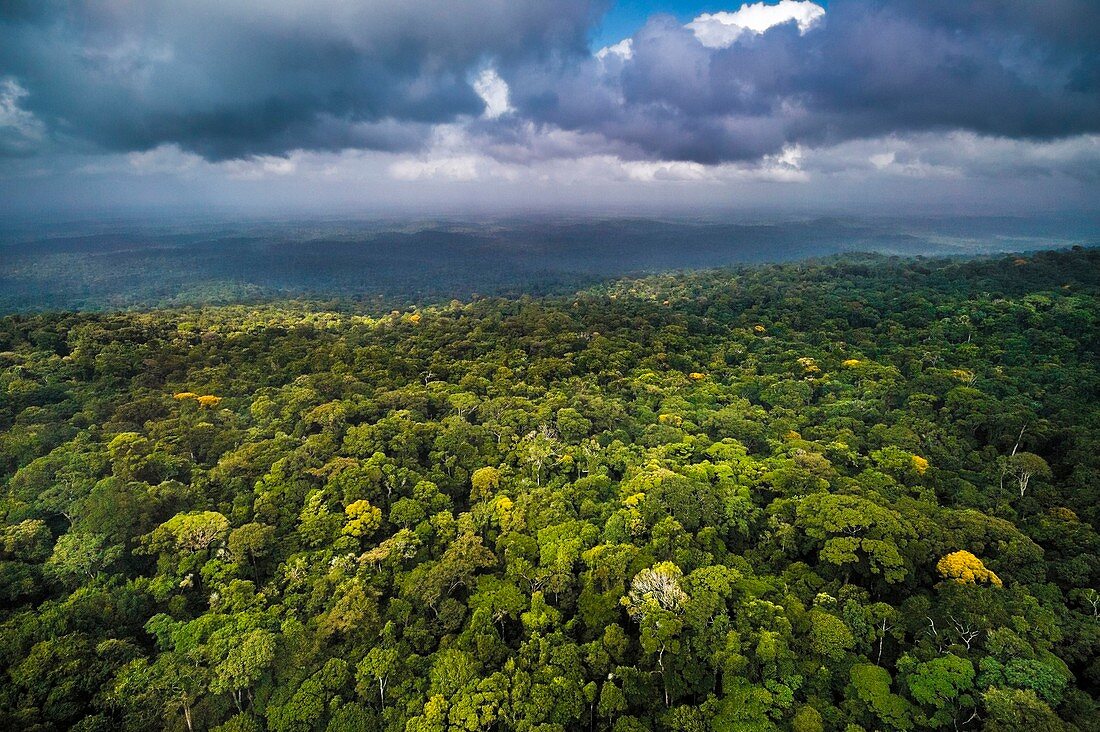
(1, 249), (1098, 730)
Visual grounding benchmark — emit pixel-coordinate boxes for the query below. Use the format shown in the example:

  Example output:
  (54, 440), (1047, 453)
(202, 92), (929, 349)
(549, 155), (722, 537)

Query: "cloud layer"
(0, 0), (604, 159)
(1, 0), (1098, 212)
(512, 0), (1100, 165)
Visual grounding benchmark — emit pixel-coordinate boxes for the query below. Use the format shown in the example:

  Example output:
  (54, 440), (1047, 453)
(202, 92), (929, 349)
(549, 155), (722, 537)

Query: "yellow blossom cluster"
(797, 357), (821, 374)
(494, 495), (515, 530)
(936, 550), (1002, 587)
(174, 392), (222, 407)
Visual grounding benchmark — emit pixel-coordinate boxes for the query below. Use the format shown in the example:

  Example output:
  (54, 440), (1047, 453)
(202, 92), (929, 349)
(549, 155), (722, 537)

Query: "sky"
(0, 0), (1098, 218)
(591, 1), (746, 47)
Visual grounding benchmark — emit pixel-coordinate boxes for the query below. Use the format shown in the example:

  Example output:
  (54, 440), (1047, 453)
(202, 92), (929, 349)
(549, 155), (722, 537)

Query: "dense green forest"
(1, 249), (1098, 731)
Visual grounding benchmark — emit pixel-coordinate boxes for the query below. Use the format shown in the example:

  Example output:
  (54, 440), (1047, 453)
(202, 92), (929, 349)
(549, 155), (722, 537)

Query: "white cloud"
(220, 155), (298, 180)
(0, 77), (45, 154)
(869, 151), (896, 169)
(384, 121), (812, 185)
(382, 129), (1100, 189)
(596, 38), (634, 62)
(576, 150), (810, 184)
(688, 0), (825, 49)
(82, 144), (303, 181)
(386, 123), (507, 182)
(125, 145), (203, 175)
(620, 159), (713, 182)
(758, 145), (810, 181)
(389, 156), (482, 181)
(472, 121), (791, 183)
(39, 126), (1100, 206)
(800, 132), (1100, 181)
(473, 68), (512, 119)
(599, 2), (825, 62)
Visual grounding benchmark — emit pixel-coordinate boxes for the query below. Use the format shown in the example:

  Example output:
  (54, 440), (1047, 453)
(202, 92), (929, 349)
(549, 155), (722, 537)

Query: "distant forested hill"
(0, 249), (1098, 730)
(1, 216), (1095, 312)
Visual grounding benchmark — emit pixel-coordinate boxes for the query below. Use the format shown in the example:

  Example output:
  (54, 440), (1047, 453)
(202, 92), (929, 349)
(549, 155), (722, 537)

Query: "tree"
(977, 657), (1068, 706)
(1, 519), (53, 561)
(1001, 452), (1052, 498)
(112, 654), (208, 732)
(809, 610), (855, 660)
(623, 563), (689, 707)
(792, 705), (823, 732)
(982, 687), (1063, 732)
(409, 532), (497, 613)
(519, 426), (560, 486)
(470, 466), (501, 502)
(848, 664), (916, 731)
(47, 532), (122, 583)
(556, 408), (592, 442)
(936, 550), (1002, 586)
(1072, 587), (1099, 618)
(228, 522), (275, 579)
(210, 629), (277, 712)
(356, 646), (400, 709)
(342, 499), (382, 539)
(624, 562), (689, 620)
(9, 634), (115, 728)
(107, 432), (153, 482)
(900, 653), (976, 728)
(794, 493), (915, 584)
(145, 511), (230, 554)
(297, 489), (342, 547)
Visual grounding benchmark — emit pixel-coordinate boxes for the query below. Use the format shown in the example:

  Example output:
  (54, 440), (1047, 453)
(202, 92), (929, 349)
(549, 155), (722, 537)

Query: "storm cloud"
(503, 0), (1100, 164)
(0, 0), (1098, 193)
(0, 0), (606, 159)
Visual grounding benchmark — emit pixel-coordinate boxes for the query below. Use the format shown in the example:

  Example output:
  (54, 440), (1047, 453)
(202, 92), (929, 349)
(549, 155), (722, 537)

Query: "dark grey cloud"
(505, 0), (1100, 163)
(0, 0), (607, 159)
(1, 0), (1098, 170)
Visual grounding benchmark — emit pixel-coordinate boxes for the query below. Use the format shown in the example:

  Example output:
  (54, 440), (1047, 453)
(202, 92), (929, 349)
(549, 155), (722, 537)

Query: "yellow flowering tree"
(936, 551), (1002, 587)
